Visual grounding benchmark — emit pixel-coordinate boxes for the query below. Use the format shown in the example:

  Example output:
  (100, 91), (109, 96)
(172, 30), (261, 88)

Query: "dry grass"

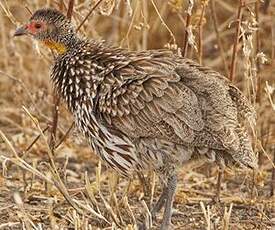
(0, 0), (274, 229)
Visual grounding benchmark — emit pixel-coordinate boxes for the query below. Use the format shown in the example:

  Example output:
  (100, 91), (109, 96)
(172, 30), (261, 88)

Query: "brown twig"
(22, 106), (86, 217)
(271, 6), (275, 198)
(215, 168), (223, 202)
(0, 128), (54, 184)
(58, 0), (65, 12)
(150, 0), (176, 45)
(76, 0), (104, 32)
(55, 122), (74, 149)
(67, 0), (75, 20)
(255, 0), (261, 103)
(210, 0), (229, 76)
(0, 71), (46, 120)
(182, 4), (192, 57)
(263, 0), (270, 14)
(272, 13), (275, 62)
(254, 0), (264, 169)
(271, 148), (275, 197)
(23, 120), (73, 154)
(24, 5), (32, 15)
(48, 94), (60, 151)
(229, 0), (245, 82)
(198, 1), (207, 64)
(24, 125), (49, 152)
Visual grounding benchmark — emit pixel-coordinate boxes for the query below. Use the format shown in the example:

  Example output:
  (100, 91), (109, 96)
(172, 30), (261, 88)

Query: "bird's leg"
(151, 186), (168, 219)
(214, 167), (223, 203)
(139, 184), (168, 230)
(160, 174), (177, 230)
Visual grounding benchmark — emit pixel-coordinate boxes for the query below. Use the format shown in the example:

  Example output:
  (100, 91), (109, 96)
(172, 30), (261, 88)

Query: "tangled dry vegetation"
(0, 0), (274, 229)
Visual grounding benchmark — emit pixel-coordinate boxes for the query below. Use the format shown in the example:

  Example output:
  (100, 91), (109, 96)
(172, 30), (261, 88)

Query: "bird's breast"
(73, 105), (141, 177)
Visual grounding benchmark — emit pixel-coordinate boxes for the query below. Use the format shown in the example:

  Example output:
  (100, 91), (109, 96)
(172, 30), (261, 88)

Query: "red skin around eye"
(27, 21), (45, 34)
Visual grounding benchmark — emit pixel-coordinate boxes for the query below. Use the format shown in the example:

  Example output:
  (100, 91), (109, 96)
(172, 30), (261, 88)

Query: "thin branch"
(120, 0), (139, 48)
(48, 94), (60, 151)
(182, 1), (193, 57)
(24, 125), (49, 152)
(210, 0), (229, 76)
(229, 0), (245, 82)
(263, 0), (270, 14)
(22, 106), (84, 215)
(67, 0), (75, 20)
(58, 0), (65, 12)
(198, 1), (208, 64)
(255, 0), (261, 103)
(24, 5), (32, 15)
(55, 122), (74, 149)
(0, 130), (54, 184)
(271, 148), (275, 197)
(150, 0), (176, 44)
(0, 71), (47, 120)
(76, 0), (104, 32)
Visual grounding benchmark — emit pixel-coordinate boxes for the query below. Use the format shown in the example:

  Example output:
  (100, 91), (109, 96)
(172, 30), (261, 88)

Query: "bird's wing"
(175, 58), (256, 127)
(96, 51), (256, 167)
(98, 66), (204, 144)
(174, 58), (256, 162)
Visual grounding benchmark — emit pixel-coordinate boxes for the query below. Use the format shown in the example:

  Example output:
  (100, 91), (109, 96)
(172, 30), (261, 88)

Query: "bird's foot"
(137, 222), (147, 230)
(160, 221), (175, 230)
(149, 205), (164, 227)
(138, 209), (153, 230)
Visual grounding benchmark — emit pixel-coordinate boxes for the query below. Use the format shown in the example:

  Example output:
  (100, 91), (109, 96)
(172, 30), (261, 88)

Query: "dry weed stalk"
(150, 0), (176, 45)
(254, 0), (262, 103)
(230, 0), (245, 82)
(222, 203), (233, 230)
(141, 199), (153, 229)
(120, 0), (140, 48)
(197, 0), (208, 64)
(76, 0), (105, 32)
(271, 148), (275, 197)
(24, 105), (113, 225)
(182, 0), (193, 56)
(0, 129), (54, 185)
(200, 201), (211, 230)
(210, 0), (229, 75)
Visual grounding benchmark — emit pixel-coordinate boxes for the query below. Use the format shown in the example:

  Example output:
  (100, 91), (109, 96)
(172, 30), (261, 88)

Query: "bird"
(14, 8), (258, 230)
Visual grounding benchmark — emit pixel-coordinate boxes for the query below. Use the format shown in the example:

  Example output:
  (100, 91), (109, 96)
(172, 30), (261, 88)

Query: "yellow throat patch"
(43, 40), (67, 54)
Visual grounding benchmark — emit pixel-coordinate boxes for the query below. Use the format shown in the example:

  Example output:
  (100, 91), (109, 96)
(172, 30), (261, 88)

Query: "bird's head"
(14, 8), (77, 54)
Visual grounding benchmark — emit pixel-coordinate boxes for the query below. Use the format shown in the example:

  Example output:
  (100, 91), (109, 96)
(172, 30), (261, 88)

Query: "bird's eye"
(34, 23), (42, 29)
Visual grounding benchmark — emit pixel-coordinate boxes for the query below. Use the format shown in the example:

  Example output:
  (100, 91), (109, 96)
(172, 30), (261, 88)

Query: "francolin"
(14, 8), (257, 230)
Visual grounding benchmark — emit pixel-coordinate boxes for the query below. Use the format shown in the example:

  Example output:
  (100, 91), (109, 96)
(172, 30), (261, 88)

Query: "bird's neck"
(51, 38), (107, 113)
(44, 33), (82, 55)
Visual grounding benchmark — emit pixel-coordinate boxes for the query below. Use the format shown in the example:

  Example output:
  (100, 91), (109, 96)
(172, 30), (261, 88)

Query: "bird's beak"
(14, 25), (28, 37)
